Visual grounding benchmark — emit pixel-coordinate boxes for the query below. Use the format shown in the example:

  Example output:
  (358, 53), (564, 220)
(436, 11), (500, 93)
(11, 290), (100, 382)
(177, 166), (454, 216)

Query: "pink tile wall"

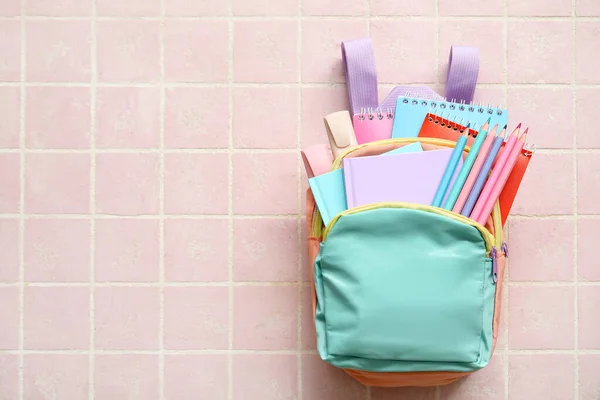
(0, 0), (594, 398)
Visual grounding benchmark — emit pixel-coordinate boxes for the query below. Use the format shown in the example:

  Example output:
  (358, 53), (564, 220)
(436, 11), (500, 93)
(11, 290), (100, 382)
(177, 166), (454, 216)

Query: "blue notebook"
(391, 97), (508, 139)
(309, 142), (423, 226)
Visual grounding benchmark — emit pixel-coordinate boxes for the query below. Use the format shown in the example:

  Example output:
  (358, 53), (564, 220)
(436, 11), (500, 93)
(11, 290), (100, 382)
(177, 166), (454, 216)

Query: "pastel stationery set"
(301, 37), (534, 389)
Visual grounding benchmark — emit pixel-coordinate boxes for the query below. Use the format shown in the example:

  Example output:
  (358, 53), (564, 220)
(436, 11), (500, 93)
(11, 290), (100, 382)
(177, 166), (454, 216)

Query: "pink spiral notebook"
(343, 149), (461, 208)
(352, 108), (394, 144)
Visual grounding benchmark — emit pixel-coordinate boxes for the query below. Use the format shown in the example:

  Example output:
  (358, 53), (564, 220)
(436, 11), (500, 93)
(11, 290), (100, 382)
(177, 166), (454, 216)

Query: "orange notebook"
(417, 113), (478, 144)
(418, 113), (533, 225)
(498, 145), (533, 225)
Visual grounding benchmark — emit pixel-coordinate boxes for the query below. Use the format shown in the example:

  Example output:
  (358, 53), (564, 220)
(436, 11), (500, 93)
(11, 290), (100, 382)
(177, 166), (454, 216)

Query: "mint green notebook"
(309, 142), (423, 226)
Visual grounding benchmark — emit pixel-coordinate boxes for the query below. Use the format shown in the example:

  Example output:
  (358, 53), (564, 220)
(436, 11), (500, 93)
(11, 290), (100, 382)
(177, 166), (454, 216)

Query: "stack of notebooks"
(305, 95), (534, 227)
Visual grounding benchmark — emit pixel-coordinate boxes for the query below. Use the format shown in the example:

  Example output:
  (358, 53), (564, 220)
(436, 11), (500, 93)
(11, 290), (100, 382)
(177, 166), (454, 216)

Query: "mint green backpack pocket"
(314, 203), (498, 373)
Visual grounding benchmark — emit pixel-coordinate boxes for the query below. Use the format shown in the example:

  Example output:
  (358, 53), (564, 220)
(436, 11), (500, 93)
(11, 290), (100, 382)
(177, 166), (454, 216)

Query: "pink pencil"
(452, 124), (498, 214)
(472, 128), (527, 225)
(469, 124), (521, 222)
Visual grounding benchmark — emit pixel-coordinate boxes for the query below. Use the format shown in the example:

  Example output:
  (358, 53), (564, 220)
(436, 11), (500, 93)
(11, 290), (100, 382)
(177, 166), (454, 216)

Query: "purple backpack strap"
(444, 46), (479, 104)
(342, 39), (479, 113)
(341, 38), (379, 115)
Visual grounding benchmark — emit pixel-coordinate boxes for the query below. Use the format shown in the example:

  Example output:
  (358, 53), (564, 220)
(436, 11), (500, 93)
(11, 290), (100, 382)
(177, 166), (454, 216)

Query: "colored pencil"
(472, 127), (527, 225)
(442, 118), (490, 210)
(468, 123), (521, 222)
(452, 124), (498, 214)
(461, 125), (506, 217)
(431, 127), (469, 207)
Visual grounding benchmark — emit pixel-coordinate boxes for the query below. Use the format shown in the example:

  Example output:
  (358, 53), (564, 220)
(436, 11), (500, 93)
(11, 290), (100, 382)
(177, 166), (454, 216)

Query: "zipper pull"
(491, 247), (498, 283)
(501, 242), (508, 258)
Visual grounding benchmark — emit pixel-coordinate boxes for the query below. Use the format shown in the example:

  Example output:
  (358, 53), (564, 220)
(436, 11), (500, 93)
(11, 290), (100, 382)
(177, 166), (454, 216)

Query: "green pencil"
(442, 118), (491, 210)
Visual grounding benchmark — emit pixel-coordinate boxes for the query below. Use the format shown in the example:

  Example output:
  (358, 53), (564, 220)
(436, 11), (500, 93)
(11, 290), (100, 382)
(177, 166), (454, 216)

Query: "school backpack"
(303, 38), (507, 387)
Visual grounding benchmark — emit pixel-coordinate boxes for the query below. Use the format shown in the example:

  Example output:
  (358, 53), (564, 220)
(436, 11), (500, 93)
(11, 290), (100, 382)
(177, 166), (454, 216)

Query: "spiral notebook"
(418, 113), (479, 144)
(498, 144), (534, 225)
(392, 96), (508, 139)
(352, 108), (395, 144)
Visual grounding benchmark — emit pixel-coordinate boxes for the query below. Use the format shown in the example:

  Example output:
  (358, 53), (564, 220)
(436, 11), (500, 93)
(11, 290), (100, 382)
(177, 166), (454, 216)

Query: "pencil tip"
(511, 123), (522, 137)
(503, 124), (507, 130)
(465, 122), (471, 128)
(520, 127), (529, 140)
(499, 126), (507, 138)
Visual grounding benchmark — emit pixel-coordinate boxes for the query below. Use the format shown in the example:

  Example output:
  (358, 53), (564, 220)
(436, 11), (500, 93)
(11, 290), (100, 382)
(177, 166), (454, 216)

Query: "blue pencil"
(443, 119), (490, 210)
(461, 125), (506, 217)
(432, 127), (469, 208)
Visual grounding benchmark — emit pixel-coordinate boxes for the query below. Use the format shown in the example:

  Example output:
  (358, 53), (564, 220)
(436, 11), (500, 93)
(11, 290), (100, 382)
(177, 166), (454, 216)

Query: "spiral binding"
(427, 111), (534, 154)
(523, 143), (535, 157)
(426, 112), (478, 135)
(356, 107), (394, 121)
(401, 92), (504, 117)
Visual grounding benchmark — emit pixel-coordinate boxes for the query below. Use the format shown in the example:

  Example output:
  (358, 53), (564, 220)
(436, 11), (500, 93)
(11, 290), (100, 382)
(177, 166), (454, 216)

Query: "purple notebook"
(343, 149), (462, 208)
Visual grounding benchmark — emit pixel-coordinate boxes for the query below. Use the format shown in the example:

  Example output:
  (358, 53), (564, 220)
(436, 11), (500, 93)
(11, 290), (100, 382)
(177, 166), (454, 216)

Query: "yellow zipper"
(323, 202), (496, 252)
(331, 137), (461, 169)
(310, 137), (504, 249)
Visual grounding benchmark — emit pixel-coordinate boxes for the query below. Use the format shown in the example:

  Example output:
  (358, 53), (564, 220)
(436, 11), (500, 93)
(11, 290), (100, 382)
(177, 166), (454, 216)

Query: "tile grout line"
(366, 3), (372, 400)
(1, 14), (599, 21)
(0, 213), (308, 219)
(0, 148), (305, 154)
(434, 1), (441, 399)
(2, 81), (600, 88)
(366, 0), (370, 400)
(3, 147), (599, 155)
(1, 212), (598, 219)
(3, 280), (598, 287)
(1, 348), (598, 356)
(0, 281), (315, 287)
(18, 0), (26, 398)
(89, 0), (98, 398)
(0, 349), (327, 355)
(297, 1), (303, 399)
(227, 0), (234, 398)
(158, 0), (166, 397)
(571, 2), (579, 398)
(503, 0), (509, 398)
